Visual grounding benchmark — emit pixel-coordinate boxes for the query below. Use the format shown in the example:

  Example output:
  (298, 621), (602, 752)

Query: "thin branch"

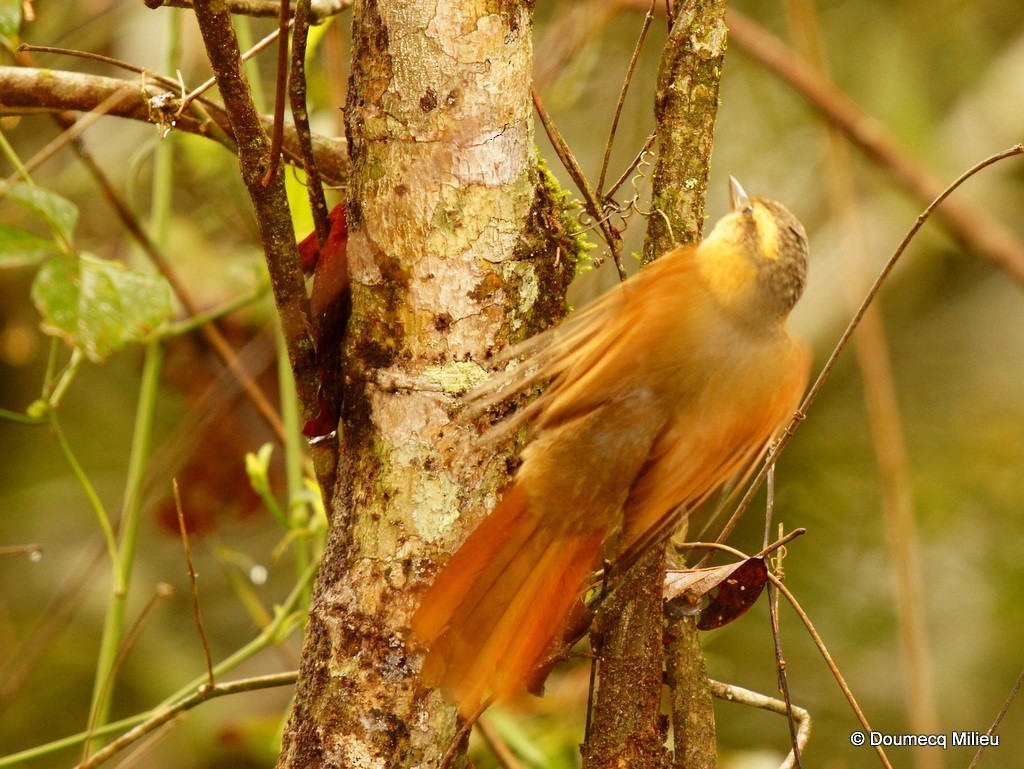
(178, 23), (288, 113)
(261, 0), (291, 186)
(0, 544), (43, 559)
(765, 517), (803, 767)
(726, 9), (1024, 288)
(709, 680), (810, 769)
(73, 672), (298, 769)
(532, 88), (627, 281)
(289, 0), (331, 247)
(0, 66), (349, 185)
(604, 131), (655, 200)
(18, 44), (215, 111)
(769, 575), (893, 769)
(711, 144), (1024, 548)
(143, 0), (351, 23)
(191, 0), (320, 427)
(674, 540), (893, 769)
(967, 663), (1024, 769)
(173, 480), (215, 691)
(81, 584), (175, 762)
(596, 0), (657, 195)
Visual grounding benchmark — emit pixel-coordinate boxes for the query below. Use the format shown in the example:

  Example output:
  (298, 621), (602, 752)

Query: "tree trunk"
(276, 2), (578, 766)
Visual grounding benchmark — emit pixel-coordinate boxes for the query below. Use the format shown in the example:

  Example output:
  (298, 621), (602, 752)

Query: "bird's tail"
(411, 484), (604, 717)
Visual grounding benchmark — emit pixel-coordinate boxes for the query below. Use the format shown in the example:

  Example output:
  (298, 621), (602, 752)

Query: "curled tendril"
(563, 146), (663, 261)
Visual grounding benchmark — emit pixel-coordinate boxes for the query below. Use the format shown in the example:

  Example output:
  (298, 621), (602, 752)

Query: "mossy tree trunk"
(276, 2), (577, 767)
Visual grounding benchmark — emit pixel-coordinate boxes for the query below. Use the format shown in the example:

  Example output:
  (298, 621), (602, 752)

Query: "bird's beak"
(729, 176), (750, 212)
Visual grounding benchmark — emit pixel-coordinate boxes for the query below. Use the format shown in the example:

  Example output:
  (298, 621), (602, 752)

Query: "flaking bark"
(276, 2), (578, 766)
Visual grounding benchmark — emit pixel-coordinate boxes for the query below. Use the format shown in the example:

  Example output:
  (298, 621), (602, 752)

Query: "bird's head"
(697, 177), (809, 325)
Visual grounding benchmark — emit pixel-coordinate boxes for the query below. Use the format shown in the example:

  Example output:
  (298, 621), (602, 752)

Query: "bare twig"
(262, 0), (291, 186)
(289, 0), (331, 247)
(604, 131), (656, 200)
(191, 0), (320, 431)
(596, 0), (657, 195)
(0, 67), (349, 185)
(143, 0), (351, 22)
(81, 584), (175, 763)
(671, 528), (805, 568)
(770, 575), (893, 769)
(73, 672), (298, 769)
(532, 88), (627, 280)
(766, 518), (803, 767)
(172, 480), (215, 691)
(18, 44), (211, 107)
(16, 43), (235, 146)
(967, 663), (1024, 769)
(0, 544), (43, 558)
(178, 23), (287, 113)
(674, 540), (894, 769)
(709, 680), (811, 769)
(712, 145), (1024, 547)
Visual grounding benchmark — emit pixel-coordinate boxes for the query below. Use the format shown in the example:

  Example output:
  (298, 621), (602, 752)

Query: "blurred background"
(2, 1), (1024, 767)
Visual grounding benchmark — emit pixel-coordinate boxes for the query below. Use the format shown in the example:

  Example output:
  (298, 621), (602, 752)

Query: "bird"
(410, 177), (811, 718)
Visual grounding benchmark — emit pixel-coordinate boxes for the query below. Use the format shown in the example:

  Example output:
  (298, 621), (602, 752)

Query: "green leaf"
(5, 183), (79, 247)
(31, 253), (174, 362)
(0, 0), (20, 42)
(0, 224), (61, 267)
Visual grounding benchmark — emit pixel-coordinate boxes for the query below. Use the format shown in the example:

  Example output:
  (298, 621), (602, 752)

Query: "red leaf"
(308, 204), (350, 324)
(696, 558), (769, 631)
(301, 203), (350, 439)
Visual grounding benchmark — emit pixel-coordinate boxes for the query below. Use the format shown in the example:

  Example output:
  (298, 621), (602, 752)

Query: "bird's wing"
(615, 335), (810, 567)
(464, 246), (703, 441)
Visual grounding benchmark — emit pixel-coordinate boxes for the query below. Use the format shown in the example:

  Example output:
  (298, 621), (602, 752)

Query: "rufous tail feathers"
(411, 484), (604, 717)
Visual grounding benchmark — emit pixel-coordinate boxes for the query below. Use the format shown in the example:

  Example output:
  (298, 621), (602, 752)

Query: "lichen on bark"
(276, 2), (581, 767)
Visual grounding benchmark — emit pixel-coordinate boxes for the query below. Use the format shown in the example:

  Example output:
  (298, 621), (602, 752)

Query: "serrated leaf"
(31, 253), (173, 361)
(0, 0), (20, 42)
(6, 183), (79, 247)
(0, 224), (60, 268)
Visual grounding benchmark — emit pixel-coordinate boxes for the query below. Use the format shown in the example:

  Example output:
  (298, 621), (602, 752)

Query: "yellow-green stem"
(277, 325), (312, 607)
(0, 556), (319, 767)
